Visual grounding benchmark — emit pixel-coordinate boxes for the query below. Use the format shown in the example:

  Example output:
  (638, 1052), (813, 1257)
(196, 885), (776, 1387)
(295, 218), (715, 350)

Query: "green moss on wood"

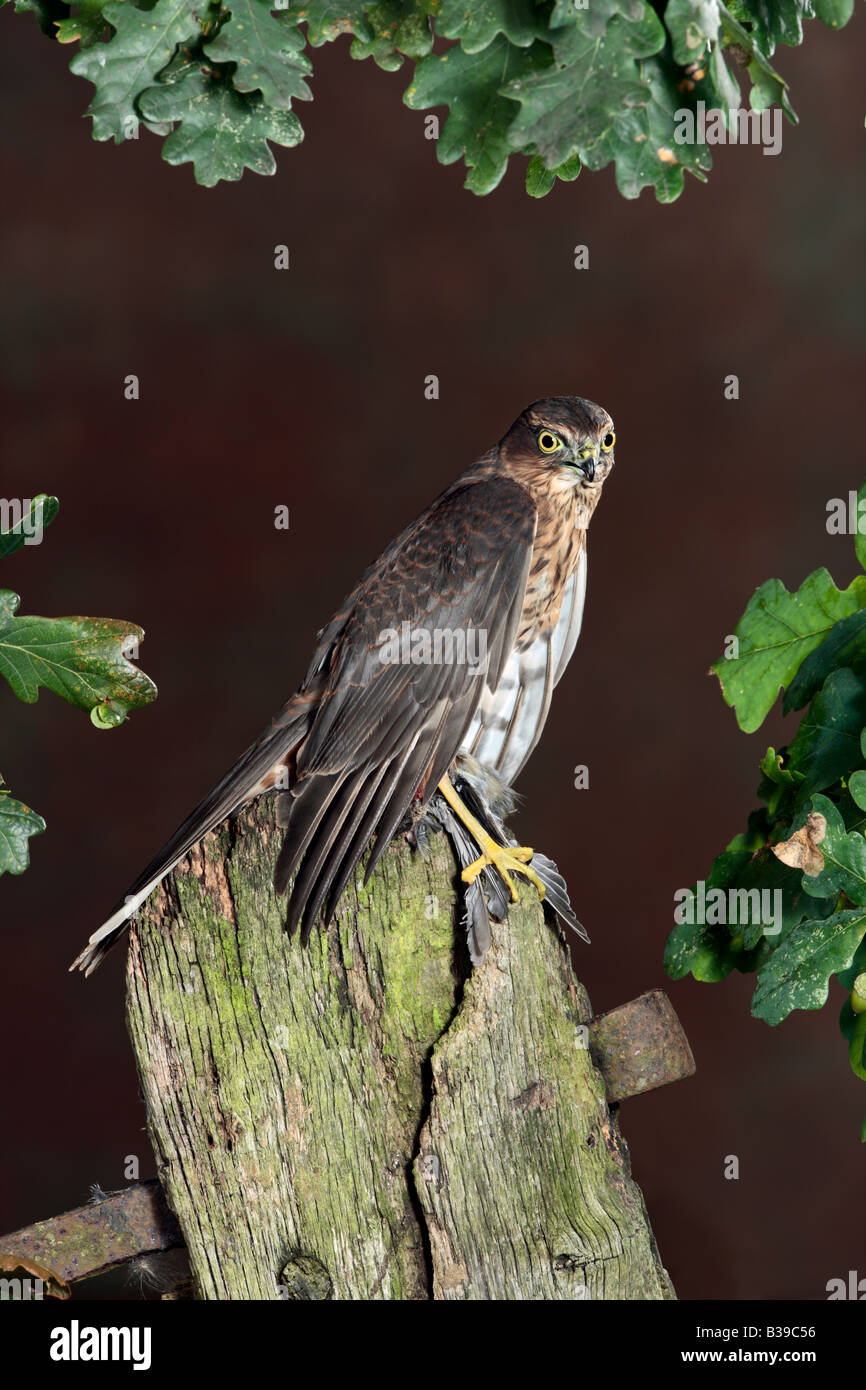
(126, 797), (674, 1300)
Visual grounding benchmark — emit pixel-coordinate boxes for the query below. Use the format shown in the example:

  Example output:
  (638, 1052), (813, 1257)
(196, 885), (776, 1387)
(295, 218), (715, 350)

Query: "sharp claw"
(437, 775), (545, 907)
(461, 845), (544, 904)
(461, 858), (485, 887)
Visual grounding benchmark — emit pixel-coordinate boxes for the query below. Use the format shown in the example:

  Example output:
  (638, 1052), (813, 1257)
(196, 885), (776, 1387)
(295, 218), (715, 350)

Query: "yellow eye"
(602, 431), (615, 451)
(538, 430), (563, 454)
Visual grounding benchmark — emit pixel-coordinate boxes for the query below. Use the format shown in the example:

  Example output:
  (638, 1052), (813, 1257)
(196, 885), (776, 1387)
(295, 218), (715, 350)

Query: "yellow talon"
(461, 842), (546, 903)
(437, 774), (546, 905)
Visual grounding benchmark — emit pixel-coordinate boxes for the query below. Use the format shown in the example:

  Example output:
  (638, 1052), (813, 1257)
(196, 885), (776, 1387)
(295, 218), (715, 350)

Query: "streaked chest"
(459, 540), (588, 785)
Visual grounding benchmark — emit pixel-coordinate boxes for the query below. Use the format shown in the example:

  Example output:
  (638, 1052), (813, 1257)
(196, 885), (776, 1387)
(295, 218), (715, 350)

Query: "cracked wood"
(125, 798), (675, 1300)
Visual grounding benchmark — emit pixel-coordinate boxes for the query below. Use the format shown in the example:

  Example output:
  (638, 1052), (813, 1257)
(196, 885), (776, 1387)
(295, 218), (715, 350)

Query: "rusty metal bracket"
(588, 989), (696, 1102)
(0, 1179), (184, 1287)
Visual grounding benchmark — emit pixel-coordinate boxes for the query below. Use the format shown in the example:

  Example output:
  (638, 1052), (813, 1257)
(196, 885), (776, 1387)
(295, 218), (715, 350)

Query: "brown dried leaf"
(772, 813), (827, 876)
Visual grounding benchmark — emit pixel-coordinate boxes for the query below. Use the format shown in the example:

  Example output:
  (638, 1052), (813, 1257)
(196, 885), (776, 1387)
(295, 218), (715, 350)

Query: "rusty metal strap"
(588, 989), (696, 1103)
(0, 1180), (184, 1285)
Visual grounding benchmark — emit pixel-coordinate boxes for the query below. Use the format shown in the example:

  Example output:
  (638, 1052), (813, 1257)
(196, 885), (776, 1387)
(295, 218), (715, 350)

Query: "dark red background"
(1, 9), (863, 1300)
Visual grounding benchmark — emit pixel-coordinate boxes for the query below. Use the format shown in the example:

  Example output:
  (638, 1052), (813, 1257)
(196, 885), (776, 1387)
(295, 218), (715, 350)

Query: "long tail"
(70, 704), (310, 976)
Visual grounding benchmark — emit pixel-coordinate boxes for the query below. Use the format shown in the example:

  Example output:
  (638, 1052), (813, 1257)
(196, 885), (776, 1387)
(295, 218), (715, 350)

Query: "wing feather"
(281, 475), (537, 938)
(72, 472), (538, 972)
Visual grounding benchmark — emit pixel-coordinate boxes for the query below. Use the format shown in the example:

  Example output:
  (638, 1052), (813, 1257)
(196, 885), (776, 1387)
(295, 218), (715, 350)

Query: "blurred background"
(0, 9), (863, 1301)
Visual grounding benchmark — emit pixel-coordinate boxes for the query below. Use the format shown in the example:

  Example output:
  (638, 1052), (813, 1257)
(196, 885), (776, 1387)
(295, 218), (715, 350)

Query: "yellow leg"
(437, 773), (545, 905)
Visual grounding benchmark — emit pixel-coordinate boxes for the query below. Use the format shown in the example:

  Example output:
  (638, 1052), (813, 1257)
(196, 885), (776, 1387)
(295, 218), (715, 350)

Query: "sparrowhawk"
(71, 395), (615, 974)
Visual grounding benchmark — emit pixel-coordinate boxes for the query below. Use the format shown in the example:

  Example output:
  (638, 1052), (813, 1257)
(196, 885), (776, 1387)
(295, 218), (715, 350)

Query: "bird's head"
(499, 396), (615, 496)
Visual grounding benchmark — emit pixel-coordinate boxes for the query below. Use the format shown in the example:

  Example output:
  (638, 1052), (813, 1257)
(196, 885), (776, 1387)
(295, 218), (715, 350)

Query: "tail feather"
(70, 705), (310, 975)
(273, 770), (344, 896)
(284, 764), (370, 938)
(322, 763), (394, 924)
(360, 736), (431, 889)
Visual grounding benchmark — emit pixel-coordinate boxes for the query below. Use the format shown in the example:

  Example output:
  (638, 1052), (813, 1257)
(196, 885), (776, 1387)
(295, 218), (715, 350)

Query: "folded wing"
(71, 474), (537, 972)
(277, 475), (538, 941)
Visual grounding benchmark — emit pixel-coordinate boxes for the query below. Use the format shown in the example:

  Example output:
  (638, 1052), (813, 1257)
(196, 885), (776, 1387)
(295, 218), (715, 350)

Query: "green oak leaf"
(848, 773), (866, 812)
(710, 569), (866, 734)
(783, 608), (866, 715)
(837, 790), (866, 839)
(848, 736), (866, 811)
(757, 745), (802, 820)
(70, 0), (204, 143)
(812, 0), (854, 27)
(784, 668), (866, 798)
(0, 495), (59, 559)
(727, 0), (811, 57)
(751, 907), (866, 1026)
(5, 0), (67, 34)
(0, 778), (45, 877)
(549, 151), (582, 183)
(799, 795), (866, 906)
(664, 845), (764, 983)
(717, 3), (797, 121)
(405, 34), (552, 195)
(725, 840), (835, 951)
(627, 55), (711, 203)
(203, 1), (313, 107)
(840, 1001), (866, 1082)
(705, 37), (742, 110)
(438, 0), (540, 54)
(139, 70), (304, 185)
(0, 589), (157, 720)
(292, 0), (374, 46)
(7, 0), (851, 198)
(503, 3), (675, 198)
(551, 0), (605, 22)
(854, 479), (866, 573)
(839, 949), (866, 1085)
(739, 848), (838, 952)
(350, 0), (434, 70)
(664, 18), (741, 116)
(55, 0), (109, 46)
(837, 935), (866, 992)
(665, 805), (839, 981)
(664, 0), (721, 64)
(759, 745), (799, 788)
(746, 57), (786, 114)
(525, 150), (581, 196)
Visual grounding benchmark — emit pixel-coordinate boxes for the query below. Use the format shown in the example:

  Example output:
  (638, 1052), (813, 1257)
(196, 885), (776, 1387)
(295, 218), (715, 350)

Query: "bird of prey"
(71, 395), (615, 976)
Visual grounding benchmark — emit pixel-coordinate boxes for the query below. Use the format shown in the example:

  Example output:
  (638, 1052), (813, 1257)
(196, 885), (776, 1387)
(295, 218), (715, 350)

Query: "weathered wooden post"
(125, 798), (687, 1300)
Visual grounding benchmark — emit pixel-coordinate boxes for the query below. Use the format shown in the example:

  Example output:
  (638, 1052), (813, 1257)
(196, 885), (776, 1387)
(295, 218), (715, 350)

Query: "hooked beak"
(572, 443), (599, 482)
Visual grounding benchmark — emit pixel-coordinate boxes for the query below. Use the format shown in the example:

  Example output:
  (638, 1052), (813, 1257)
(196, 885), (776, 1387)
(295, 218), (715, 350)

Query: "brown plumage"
(71, 395), (615, 975)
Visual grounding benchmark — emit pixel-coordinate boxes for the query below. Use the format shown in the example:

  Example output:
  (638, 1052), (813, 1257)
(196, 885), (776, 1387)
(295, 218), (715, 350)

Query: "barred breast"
(459, 546), (587, 785)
